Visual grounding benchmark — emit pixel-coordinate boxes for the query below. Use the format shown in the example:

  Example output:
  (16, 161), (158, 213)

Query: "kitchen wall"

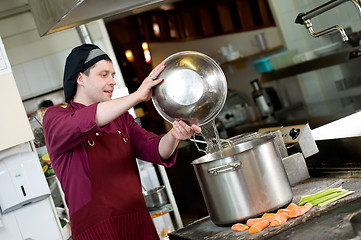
(0, 11), (125, 114)
(269, 0), (361, 106)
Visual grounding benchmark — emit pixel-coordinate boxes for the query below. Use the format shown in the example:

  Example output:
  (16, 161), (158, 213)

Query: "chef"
(43, 44), (201, 240)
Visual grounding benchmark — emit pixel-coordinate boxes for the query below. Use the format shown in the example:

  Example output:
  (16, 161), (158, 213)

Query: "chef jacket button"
(95, 132), (99, 136)
(88, 140), (95, 146)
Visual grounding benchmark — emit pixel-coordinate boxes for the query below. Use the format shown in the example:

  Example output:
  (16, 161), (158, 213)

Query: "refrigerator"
(0, 36), (64, 239)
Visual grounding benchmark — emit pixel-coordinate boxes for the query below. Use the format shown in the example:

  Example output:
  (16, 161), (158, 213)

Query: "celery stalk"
(318, 191), (355, 207)
(301, 187), (342, 199)
(309, 190), (348, 206)
(299, 187), (341, 201)
(297, 187), (343, 205)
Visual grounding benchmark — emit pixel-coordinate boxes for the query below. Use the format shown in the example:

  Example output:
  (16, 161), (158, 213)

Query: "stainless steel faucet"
(295, 0), (361, 41)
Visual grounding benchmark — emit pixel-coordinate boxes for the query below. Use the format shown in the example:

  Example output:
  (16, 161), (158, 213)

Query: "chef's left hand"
(171, 120), (201, 140)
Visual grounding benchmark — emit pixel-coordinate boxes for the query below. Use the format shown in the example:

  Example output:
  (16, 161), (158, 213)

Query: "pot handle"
(208, 161), (242, 175)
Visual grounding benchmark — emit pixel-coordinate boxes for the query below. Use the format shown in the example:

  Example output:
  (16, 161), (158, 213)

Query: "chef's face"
(80, 59), (116, 104)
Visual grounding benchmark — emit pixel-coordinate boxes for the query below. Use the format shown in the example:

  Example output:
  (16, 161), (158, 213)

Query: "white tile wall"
(22, 59), (54, 96)
(10, 38), (123, 100)
(297, 72), (326, 102)
(12, 65), (31, 97)
(1, 12), (125, 100)
(42, 51), (67, 89)
(11, 48), (70, 100)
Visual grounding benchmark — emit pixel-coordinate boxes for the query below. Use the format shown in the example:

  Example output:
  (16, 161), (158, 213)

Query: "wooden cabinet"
(216, 3), (235, 33)
(105, 0), (275, 43)
(236, 0), (255, 29)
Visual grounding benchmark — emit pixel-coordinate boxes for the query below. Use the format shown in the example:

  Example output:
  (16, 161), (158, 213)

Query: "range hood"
(29, 0), (179, 36)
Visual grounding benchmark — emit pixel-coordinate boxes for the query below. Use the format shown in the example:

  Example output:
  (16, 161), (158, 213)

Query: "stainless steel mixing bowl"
(152, 51), (227, 126)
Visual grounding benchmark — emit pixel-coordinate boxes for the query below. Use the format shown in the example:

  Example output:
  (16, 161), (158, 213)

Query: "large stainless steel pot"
(191, 135), (293, 226)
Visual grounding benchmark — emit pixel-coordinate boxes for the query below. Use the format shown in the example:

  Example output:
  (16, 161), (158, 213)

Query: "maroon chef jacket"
(43, 101), (177, 239)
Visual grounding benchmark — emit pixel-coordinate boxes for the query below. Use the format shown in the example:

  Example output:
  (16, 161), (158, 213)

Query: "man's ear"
(76, 73), (84, 86)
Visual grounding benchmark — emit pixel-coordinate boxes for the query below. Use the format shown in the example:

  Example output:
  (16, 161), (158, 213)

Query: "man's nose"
(109, 77), (116, 85)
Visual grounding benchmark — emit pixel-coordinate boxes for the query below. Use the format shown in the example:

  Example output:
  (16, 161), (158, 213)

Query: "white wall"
(0, 12), (125, 105)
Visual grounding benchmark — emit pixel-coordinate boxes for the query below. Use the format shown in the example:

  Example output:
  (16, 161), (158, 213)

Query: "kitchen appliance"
(191, 135), (293, 226)
(250, 79), (274, 118)
(258, 124), (319, 185)
(229, 128), (311, 186)
(0, 151), (50, 214)
(216, 90), (252, 129)
(258, 123), (319, 159)
(152, 51), (227, 126)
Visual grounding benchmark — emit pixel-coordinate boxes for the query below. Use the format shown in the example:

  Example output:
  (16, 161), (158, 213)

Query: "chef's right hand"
(135, 61), (165, 102)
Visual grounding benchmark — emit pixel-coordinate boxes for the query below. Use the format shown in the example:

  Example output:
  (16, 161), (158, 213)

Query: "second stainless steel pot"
(191, 135), (293, 226)
(143, 186), (168, 210)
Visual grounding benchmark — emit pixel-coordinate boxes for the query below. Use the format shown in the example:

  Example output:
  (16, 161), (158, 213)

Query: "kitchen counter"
(168, 177), (361, 240)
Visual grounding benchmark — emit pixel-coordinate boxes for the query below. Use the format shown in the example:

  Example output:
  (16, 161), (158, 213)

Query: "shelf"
(149, 203), (174, 218)
(219, 45), (284, 66)
(228, 94), (361, 135)
(259, 48), (353, 83)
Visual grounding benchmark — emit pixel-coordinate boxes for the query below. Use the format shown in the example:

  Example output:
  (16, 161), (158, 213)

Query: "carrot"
(287, 202), (299, 210)
(270, 213), (290, 227)
(289, 208), (301, 218)
(249, 219), (270, 234)
(290, 202), (313, 218)
(277, 208), (291, 215)
(231, 223), (249, 232)
(302, 202), (313, 213)
(246, 218), (264, 227)
(262, 213), (277, 222)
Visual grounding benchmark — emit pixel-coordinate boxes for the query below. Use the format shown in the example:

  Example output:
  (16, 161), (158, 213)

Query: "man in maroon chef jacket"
(43, 44), (201, 240)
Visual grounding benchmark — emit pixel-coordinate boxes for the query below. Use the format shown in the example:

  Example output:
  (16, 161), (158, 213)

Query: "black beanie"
(63, 44), (111, 103)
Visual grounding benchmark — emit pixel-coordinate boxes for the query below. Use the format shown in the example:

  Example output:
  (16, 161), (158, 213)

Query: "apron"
(69, 125), (159, 240)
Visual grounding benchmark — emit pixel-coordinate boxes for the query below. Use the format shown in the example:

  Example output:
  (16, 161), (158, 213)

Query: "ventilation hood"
(29, 0), (179, 36)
